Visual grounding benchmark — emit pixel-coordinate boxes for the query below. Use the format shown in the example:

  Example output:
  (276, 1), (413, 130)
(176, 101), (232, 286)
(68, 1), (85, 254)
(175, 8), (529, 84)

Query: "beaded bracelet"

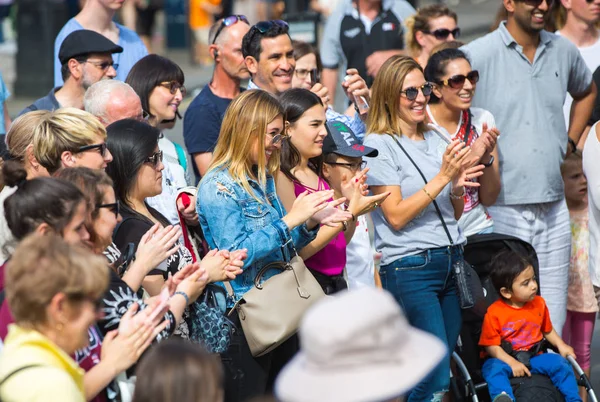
(173, 291), (190, 305)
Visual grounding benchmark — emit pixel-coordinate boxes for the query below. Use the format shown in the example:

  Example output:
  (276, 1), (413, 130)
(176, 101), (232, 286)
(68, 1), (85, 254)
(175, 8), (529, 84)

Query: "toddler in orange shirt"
(479, 249), (581, 402)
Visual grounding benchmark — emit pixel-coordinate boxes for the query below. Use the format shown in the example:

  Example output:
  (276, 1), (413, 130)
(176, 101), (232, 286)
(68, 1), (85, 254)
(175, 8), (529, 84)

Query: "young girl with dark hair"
(276, 88), (387, 294)
(424, 48), (500, 237)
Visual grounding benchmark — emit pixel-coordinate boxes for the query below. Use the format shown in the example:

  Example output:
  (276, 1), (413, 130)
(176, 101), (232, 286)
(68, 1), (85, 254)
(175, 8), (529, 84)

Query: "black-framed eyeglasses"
(324, 160), (367, 171)
(78, 142), (108, 157)
(423, 28), (461, 41)
(516, 0), (554, 7)
(294, 68), (320, 81)
(439, 71), (479, 89)
(400, 83), (433, 101)
(97, 201), (120, 218)
(212, 15), (250, 44)
(84, 60), (118, 72)
(159, 81), (187, 97)
(67, 292), (104, 311)
(145, 150), (163, 167)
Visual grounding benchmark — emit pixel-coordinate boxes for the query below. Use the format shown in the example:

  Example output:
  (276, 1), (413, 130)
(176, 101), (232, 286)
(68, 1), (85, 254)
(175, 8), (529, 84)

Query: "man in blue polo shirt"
(462, 0), (596, 335)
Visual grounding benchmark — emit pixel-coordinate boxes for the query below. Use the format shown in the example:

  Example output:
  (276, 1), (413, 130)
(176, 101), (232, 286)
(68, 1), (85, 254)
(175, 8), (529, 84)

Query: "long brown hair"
(367, 56), (428, 136)
(207, 90), (284, 202)
(405, 5), (458, 57)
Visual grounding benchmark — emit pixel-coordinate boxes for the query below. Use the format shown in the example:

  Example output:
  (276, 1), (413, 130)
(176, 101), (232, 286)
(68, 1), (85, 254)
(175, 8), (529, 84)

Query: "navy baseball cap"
(323, 121), (378, 158)
(59, 30), (123, 65)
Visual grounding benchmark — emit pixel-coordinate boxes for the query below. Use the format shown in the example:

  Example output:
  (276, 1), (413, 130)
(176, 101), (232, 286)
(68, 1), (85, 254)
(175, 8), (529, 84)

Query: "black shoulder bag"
(386, 134), (486, 315)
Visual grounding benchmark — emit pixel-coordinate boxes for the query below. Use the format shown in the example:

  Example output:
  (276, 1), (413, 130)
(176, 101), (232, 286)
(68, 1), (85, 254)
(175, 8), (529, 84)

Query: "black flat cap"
(58, 29), (123, 65)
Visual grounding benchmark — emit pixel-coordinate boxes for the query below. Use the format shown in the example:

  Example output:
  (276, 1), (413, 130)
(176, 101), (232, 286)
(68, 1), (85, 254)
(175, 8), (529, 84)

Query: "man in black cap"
(321, 120), (387, 290)
(19, 29), (122, 116)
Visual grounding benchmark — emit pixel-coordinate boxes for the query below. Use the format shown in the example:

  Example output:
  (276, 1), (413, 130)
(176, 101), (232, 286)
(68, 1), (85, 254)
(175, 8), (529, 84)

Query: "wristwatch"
(482, 155), (494, 168)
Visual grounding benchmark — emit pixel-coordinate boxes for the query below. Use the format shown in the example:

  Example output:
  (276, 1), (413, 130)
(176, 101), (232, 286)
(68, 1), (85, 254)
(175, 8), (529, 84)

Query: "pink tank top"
(293, 177), (346, 276)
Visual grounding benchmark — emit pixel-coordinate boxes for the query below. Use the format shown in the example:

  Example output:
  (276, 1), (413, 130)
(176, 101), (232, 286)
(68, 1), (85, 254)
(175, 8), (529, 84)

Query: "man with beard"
(462, 0), (596, 335)
(184, 16), (251, 180)
(19, 30), (121, 115)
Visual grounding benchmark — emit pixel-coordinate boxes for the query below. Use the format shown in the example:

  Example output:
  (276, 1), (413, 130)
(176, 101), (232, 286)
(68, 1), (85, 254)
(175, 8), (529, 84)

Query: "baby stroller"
(450, 233), (597, 402)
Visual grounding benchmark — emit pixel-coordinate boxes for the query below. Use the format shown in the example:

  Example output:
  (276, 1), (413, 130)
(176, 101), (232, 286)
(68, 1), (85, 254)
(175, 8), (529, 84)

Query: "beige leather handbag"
(224, 255), (325, 357)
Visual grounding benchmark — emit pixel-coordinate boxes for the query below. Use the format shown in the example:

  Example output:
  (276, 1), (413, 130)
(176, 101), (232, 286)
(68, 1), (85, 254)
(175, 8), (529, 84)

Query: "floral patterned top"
(567, 208), (599, 313)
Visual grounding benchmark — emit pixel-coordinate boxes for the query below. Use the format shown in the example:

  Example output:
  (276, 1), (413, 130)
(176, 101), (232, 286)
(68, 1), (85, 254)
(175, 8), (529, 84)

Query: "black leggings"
(221, 312), (299, 402)
(308, 268), (347, 295)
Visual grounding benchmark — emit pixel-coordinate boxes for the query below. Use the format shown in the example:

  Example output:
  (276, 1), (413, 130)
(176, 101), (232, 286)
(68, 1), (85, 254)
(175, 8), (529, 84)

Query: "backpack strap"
(173, 142), (188, 173)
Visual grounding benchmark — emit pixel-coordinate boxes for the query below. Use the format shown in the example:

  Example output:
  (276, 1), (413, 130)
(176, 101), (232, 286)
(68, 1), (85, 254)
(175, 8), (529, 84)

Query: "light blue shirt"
(364, 132), (465, 266)
(247, 79), (367, 138)
(53, 18), (148, 86)
(462, 22), (592, 205)
(0, 72), (10, 135)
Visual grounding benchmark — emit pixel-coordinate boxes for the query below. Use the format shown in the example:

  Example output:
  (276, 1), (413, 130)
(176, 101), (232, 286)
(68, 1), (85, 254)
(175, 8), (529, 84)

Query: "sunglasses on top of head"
(439, 71), (480, 89)
(212, 15), (250, 44)
(423, 28), (461, 40)
(401, 83), (434, 101)
(250, 20), (289, 38)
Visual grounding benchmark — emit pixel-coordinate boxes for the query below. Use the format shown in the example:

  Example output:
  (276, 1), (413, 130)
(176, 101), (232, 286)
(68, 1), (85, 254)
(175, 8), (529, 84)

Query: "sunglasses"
(325, 161), (367, 171)
(78, 142), (108, 157)
(400, 83), (434, 101)
(159, 81), (187, 98)
(254, 20), (289, 33)
(439, 71), (480, 89)
(423, 28), (461, 40)
(268, 133), (285, 146)
(516, 0), (555, 6)
(68, 292), (104, 311)
(145, 150), (163, 167)
(97, 201), (120, 218)
(85, 60), (119, 72)
(212, 15), (249, 44)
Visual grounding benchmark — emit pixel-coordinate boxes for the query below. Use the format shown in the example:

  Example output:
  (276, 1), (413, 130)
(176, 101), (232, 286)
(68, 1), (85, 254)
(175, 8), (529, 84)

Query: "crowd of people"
(1, 0), (600, 401)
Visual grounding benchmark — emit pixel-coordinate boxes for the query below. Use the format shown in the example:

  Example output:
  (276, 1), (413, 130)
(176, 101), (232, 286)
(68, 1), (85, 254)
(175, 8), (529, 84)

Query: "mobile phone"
(310, 68), (320, 87)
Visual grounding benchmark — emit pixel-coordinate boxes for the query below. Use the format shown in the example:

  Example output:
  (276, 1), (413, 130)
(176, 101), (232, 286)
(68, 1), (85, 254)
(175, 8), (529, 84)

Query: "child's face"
(503, 265), (538, 306)
(562, 160), (587, 205)
(322, 155), (364, 194)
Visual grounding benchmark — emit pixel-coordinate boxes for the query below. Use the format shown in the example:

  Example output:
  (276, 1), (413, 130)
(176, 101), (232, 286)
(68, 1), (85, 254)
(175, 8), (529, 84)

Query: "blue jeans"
(482, 354), (582, 402)
(380, 246), (463, 402)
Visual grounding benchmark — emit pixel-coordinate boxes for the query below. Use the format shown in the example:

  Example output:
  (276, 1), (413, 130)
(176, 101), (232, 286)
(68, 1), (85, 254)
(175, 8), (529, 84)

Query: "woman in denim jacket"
(197, 90), (350, 402)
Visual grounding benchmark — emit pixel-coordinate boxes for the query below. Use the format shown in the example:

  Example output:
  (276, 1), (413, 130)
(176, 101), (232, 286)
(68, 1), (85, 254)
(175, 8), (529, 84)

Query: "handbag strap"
(222, 245), (296, 299)
(386, 134), (454, 246)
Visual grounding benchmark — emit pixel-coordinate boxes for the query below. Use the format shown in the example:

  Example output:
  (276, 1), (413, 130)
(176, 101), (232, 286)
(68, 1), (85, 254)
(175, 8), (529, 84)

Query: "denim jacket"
(197, 167), (318, 306)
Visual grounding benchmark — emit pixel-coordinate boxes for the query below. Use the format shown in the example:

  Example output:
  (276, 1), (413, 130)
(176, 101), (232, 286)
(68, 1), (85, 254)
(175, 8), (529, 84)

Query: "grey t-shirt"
(462, 22), (592, 205)
(364, 131), (466, 266)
